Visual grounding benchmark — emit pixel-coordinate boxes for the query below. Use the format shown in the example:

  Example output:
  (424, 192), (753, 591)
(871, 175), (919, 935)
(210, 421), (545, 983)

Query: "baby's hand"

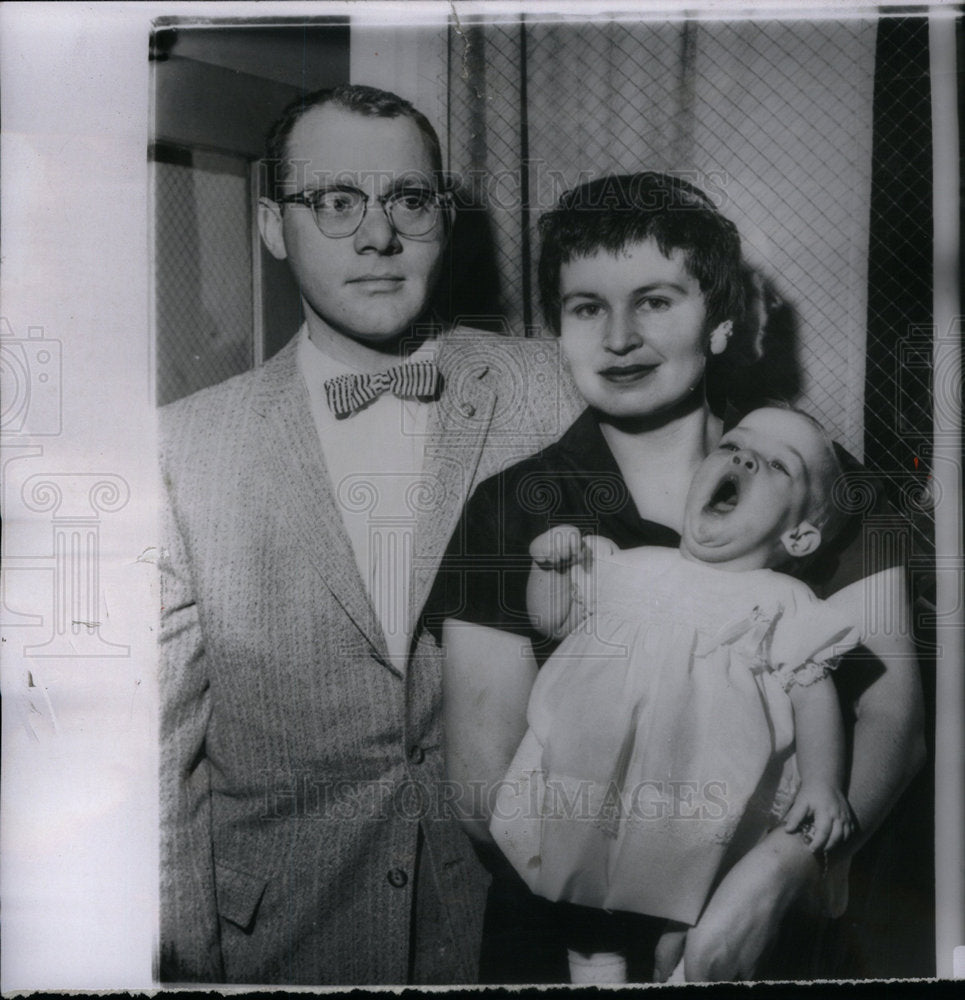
(582, 533), (618, 565)
(529, 525), (589, 571)
(783, 782), (855, 853)
(528, 528), (618, 637)
(529, 527), (617, 577)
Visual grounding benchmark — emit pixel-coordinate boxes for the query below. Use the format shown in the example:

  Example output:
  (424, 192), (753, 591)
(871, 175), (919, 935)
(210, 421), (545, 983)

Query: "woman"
(427, 173), (923, 983)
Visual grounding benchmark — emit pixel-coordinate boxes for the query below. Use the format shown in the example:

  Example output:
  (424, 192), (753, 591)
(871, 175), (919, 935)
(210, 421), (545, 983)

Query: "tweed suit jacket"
(159, 327), (580, 985)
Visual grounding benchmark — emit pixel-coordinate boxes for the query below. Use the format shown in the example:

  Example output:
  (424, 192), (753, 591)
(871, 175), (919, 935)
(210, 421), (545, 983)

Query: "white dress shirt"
(297, 325), (439, 670)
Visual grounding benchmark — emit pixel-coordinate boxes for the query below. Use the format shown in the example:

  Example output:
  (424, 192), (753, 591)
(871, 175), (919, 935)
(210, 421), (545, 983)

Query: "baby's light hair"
(746, 403), (847, 553)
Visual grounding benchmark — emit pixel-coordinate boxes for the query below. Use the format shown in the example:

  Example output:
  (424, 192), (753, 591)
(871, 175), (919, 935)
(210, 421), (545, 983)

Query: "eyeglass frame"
(274, 182), (453, 240)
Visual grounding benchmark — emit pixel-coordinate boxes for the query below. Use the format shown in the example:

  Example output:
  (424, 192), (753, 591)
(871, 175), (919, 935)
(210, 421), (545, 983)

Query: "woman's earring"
(709, 321), (733, 356)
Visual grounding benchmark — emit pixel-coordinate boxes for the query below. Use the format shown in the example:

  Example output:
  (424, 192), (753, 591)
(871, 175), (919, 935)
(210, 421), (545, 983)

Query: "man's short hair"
(537, 172), (744, 335)
(264, 83), (444, 199)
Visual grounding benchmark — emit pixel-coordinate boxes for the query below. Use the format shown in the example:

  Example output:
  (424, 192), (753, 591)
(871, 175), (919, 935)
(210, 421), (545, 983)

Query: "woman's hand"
(655, 827), (824, 982)
(653, 921), (688, 982)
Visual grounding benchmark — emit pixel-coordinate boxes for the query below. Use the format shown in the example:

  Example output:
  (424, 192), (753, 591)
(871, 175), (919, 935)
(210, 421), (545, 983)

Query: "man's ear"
(708, 320), (734, 356)
(258, 197), (288, 261)
(780, 520), (822, 558)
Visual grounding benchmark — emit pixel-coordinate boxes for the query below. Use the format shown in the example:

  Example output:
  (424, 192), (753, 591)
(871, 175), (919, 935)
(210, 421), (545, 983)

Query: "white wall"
(350, 19), (450, 168)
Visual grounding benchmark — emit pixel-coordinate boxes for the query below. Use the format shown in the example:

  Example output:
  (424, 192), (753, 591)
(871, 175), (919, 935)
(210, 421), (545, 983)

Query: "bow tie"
(324, 361), (442, 418)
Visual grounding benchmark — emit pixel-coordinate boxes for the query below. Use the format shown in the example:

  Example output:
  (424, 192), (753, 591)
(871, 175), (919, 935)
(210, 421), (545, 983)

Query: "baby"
(489, 406), (860, 983)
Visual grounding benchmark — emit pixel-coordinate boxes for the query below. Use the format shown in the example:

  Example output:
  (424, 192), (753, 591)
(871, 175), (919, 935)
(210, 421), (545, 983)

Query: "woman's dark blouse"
(425, 408), (898, 661)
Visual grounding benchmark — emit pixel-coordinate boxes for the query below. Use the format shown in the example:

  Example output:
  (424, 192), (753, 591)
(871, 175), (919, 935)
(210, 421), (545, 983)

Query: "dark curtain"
(835, 15), (937, 980)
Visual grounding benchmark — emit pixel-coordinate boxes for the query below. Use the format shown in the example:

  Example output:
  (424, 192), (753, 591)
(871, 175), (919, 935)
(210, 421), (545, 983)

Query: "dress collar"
(554, 407), (682, 547)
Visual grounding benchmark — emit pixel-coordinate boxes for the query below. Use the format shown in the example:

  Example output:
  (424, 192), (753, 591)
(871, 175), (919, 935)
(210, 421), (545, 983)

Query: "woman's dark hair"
(537, 173), (745, 334)
(263, 84), (444, 199)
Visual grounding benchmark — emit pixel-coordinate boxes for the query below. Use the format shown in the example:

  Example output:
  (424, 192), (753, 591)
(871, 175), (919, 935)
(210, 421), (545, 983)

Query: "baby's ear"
(780, 520), (822, 558)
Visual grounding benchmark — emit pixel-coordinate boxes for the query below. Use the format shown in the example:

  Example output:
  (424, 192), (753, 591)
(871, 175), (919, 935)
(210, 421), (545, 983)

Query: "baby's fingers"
(582, 534), (618, 564)
(821, 818), (846, 852)
(824, 813), (855, 852)
(530, 525), (583, 568)
(842, 812), (855, 842)
(807, 812), (835, 853)
(783, 797), (811, 834)
(808, 820), (834, 853)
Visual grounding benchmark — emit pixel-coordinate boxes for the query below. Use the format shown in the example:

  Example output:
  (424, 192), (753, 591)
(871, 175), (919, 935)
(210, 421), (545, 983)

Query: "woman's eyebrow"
(631, 281), (688, 296)
(561, 282), (689, 303)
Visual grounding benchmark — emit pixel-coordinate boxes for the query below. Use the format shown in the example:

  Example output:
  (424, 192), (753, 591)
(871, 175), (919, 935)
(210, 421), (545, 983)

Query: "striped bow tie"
(324, 361), (442, 418)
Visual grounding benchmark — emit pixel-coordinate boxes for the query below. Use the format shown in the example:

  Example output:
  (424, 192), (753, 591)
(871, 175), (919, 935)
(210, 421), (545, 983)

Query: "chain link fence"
(448, 16), (889, 460)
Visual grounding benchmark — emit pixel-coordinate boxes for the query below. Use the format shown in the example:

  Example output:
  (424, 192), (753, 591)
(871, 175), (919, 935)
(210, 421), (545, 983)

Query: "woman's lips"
(598, 364), (658, 383)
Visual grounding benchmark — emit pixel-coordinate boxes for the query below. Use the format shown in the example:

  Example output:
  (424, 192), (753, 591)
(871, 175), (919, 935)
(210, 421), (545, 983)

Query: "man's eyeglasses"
(276, 185), (448, 239)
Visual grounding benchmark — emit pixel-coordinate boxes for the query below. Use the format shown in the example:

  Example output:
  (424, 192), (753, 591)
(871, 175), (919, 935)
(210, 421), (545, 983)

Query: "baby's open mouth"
(706, 474), (740, 514)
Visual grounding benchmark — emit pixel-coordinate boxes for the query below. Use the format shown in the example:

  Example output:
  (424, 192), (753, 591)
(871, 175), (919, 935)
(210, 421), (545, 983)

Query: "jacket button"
(459, 402), (476, 418)
(407, 744), (425, 765)
(387, 868), (408, 888)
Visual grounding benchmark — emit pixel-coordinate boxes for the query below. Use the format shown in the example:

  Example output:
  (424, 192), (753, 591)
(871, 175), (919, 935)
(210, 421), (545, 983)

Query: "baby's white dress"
(490, 546), (860, 925)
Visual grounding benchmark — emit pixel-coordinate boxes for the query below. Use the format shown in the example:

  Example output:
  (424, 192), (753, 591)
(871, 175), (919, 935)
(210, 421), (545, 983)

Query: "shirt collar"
(297, 322), (440, 386)
(298, 322), (440, 376)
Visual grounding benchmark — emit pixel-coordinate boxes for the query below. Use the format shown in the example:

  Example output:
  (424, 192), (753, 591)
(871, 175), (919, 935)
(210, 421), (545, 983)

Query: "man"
(158, 84), (578, 985)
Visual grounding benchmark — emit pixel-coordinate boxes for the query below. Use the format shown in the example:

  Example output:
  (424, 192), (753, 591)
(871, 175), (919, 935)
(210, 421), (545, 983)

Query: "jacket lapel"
(407, 332), (498, 633)
(250, 341), (392, 668)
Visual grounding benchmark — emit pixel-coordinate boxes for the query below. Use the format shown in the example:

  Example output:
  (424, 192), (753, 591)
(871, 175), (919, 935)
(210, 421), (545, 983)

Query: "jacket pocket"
(215, 861), (268, 931)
